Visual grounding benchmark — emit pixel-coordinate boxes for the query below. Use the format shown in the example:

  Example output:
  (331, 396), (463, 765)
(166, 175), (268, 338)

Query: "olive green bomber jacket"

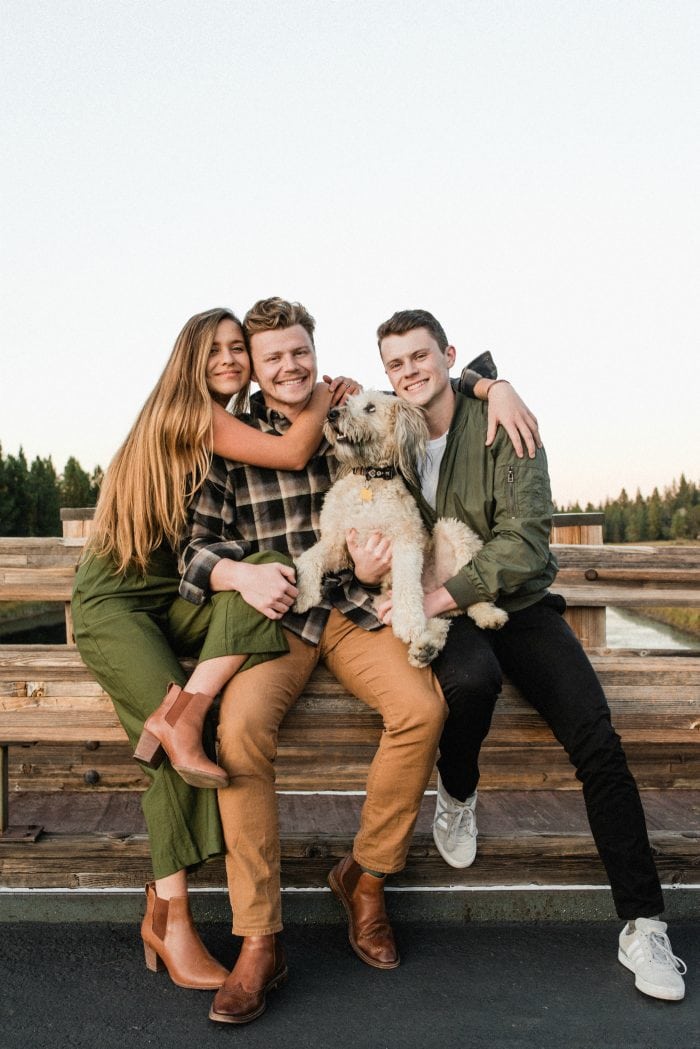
(410, 392), (559, 613)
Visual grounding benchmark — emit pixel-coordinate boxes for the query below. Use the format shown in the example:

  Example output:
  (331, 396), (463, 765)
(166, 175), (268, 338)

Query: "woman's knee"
(244, 550), (294, 569)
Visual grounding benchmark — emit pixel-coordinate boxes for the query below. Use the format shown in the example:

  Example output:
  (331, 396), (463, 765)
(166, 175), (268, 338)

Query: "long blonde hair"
(89, 308), (245, 574)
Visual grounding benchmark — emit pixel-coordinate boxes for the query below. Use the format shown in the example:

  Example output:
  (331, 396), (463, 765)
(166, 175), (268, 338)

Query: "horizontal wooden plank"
(2, 538), (699, 570)
(552, 584), (700, 607)
(0, 566), (76, 601)
(2, 650), (699, 752)
(1, 542), (699, 606)
(555, 568), (700, 588)
(551, 543), (700, 568)
(10, 789), (700, 836)
(1, 827), (697, 890)
(6, 739), (700, 794)
(0, 537), (85, 564)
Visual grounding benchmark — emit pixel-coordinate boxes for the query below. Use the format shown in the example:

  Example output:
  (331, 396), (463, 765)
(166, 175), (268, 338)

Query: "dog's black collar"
(352, 467), (396, 480)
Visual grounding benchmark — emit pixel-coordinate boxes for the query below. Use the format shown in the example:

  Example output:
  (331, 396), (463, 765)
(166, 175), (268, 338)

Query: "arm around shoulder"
(211, 383), (332, 469)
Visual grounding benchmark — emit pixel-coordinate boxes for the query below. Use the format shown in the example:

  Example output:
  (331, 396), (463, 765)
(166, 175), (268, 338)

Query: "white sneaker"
(618, 918), (687, 1001)
(432, 776), (478, 869)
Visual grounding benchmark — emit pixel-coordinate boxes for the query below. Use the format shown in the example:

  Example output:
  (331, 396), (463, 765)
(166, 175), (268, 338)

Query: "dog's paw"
(406, 618), (450, 666)
(468, 602), (508, 630)
(408, 639), (440, 667)
(294, 587), (321, 613)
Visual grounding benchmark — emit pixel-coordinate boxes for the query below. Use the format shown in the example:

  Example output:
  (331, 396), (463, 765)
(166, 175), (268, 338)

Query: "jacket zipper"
(506, 466), (516, 516)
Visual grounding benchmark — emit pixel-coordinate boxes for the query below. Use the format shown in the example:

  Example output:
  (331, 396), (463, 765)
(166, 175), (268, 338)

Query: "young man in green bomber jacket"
(374, 309), (687, 1003)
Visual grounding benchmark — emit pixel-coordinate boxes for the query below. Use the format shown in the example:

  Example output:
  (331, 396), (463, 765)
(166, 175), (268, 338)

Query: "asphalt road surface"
(1, 921), (698, 1049)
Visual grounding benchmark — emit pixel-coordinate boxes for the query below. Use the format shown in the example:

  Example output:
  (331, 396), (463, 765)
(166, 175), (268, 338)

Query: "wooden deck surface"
(2, 789), (698, 891)
(9, 787), (700, 836)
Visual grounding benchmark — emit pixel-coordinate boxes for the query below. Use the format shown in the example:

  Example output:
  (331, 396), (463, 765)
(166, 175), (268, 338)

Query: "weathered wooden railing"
(0, 510), (698, 892)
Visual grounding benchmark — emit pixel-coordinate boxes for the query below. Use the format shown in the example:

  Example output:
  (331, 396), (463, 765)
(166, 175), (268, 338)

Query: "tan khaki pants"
(217, 610), (446, 935)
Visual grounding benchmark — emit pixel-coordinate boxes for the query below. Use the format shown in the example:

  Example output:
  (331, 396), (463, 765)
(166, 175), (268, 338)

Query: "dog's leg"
(386, 541), (450, 666)
(431, 517), (508, 631)
(389, 540), (429, 645)
(407, 617), (451, 668)
(294, 536), (349, 612)
(467, 602), (509, 630)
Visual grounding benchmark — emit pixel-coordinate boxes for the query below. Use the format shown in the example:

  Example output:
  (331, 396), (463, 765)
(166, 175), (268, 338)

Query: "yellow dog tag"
(360, 487), (373, 502)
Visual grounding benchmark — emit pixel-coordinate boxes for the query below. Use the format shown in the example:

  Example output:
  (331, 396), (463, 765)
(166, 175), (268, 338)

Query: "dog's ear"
(391, 398), (428, 487)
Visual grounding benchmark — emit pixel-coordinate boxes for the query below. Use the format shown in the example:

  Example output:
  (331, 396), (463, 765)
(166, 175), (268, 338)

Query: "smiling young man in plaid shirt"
(179, 296), (446, 1024)
(179, 297), (539, 1025)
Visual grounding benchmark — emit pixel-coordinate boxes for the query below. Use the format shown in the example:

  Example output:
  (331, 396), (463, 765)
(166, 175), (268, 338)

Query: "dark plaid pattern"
(179, 393), (383, 645)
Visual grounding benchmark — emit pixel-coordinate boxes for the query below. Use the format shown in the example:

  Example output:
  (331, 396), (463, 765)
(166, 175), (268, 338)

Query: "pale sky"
(2, 0), (698, 506)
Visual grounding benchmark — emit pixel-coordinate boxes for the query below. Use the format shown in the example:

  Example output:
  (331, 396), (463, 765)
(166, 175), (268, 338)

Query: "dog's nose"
(328, 408), (340, 421)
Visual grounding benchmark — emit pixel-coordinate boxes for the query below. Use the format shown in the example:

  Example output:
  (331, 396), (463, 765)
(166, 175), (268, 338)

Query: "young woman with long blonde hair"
(72, 307), (357, 991)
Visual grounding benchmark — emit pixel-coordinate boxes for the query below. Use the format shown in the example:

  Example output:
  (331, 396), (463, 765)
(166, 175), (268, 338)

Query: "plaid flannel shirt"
(179, 393), (383, 645)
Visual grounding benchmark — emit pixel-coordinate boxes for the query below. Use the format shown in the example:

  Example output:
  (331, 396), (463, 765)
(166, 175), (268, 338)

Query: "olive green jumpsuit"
(71, 546), (289, 878)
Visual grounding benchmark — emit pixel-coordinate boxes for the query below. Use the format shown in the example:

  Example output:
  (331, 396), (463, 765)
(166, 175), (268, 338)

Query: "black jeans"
(433, 593), (664, 920)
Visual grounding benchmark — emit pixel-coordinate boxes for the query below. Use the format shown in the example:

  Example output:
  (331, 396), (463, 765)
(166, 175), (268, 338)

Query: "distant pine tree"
(556, 476), (699, 542)
(28, 456), (61, 535)
(0, 447), (31, 535)
(60, 456), (96, 508)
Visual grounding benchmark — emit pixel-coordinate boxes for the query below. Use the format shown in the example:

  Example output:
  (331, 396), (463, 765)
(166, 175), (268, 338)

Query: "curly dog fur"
(294, 390), (507, 666)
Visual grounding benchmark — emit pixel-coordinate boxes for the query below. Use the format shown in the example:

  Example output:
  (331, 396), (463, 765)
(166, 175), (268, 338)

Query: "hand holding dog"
(375, 586), (457, 625)
(374, 590), (393, 624)
(347, 529), (393, 587)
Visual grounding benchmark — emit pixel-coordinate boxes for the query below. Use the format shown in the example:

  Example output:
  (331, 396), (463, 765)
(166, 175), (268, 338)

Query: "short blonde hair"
(244, 297), (316, 346)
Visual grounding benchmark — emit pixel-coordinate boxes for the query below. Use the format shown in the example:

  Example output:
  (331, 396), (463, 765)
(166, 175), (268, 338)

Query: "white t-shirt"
(418, 432), (448, 510)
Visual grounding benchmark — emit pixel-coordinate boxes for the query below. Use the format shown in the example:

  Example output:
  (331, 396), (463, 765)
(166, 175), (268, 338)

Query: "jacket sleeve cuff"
(443, 572), (484, 609)
(458, 351), (499, 397)
(178, 541), (251, 605)
(178, 546), (223, 605)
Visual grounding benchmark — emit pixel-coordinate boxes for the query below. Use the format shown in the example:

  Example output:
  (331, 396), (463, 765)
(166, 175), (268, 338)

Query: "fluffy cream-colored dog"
(294, 390), (508, 667)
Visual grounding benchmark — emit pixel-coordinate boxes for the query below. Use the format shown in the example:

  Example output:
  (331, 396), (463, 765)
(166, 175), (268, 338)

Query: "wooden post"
(0, 743), (42, 841)
(551, 512), (606, 649)
(60, 507), (96, 645)
(0, 745), (8, 835)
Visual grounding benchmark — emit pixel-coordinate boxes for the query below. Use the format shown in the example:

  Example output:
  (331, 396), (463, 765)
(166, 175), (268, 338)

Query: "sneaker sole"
(432, 825), (477, 869)
(617, 949), (685, 1001)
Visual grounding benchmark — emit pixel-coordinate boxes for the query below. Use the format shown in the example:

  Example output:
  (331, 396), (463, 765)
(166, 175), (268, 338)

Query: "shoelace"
(437, 804), (476, 851)
(647, 931), (687, 975)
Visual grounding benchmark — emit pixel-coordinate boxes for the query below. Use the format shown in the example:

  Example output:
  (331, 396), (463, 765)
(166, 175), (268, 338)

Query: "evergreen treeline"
(1, 441), (698, 544)
(0, 445), (102, 537)
(556, 475), (700, 542)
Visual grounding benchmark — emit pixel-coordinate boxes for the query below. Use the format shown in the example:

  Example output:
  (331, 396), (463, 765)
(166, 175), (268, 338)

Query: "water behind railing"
(606, 607), (699, 651)
(0, 611), (66, 644)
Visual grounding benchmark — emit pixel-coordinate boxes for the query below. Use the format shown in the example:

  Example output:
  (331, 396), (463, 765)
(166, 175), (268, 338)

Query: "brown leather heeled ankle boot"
(140, 882), (228, 990)
(209, 934), (288, 1024)
(133, 682), (229, 788)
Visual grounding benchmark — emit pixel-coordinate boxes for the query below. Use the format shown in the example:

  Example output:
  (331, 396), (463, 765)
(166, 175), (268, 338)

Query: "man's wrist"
(473, 377), (511, 401)
(425, 586), (458, 617)
(353, 573), (382, 594)
(210, 558), (244, 592)
(486, 379), (511, 399)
